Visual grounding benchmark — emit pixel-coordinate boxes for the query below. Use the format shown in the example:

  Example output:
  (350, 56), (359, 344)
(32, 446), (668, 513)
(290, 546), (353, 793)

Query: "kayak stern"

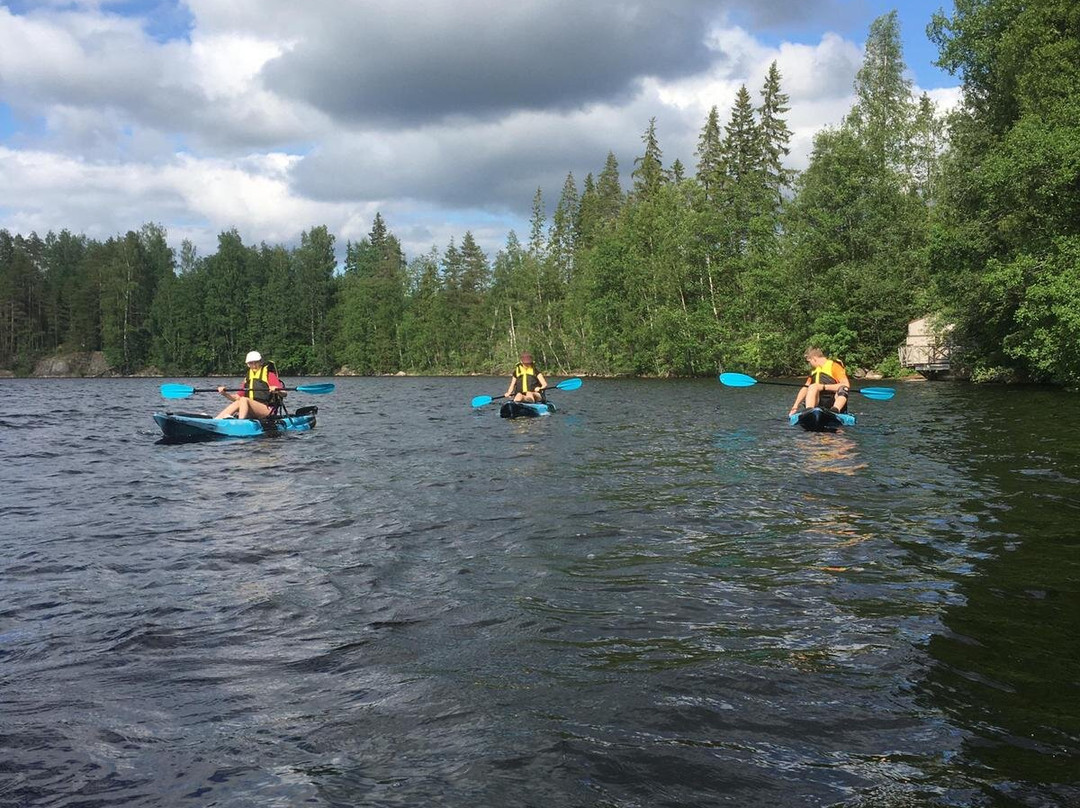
(499, 401), (556, 419)
(790, 407), (855, 432)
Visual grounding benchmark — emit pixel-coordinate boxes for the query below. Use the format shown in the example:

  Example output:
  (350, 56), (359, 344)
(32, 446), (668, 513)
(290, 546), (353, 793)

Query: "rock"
(33, 351), (115, 377)
(34, 356), (73, 377)
(85, 352), (111, 377)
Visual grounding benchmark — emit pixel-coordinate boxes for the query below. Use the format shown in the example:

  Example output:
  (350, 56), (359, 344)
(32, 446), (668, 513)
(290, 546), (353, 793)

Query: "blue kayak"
(499, 401), (556, 419)
(790, 407), (855, 432)
(153, 407), (317, 442)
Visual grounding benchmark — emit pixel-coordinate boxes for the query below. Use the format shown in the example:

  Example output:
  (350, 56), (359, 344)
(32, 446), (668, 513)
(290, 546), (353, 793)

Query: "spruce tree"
(632, 117), (665, 199)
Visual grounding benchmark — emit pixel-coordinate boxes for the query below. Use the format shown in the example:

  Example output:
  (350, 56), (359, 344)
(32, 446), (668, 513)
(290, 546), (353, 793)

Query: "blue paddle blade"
(294, 383), (335, 394)
(857, 387), (895, 400)
(556, 377), (582, 391)
(471, 395), (494, 408)
(718, 372), (757, 387)
(160, 383), (195, 399)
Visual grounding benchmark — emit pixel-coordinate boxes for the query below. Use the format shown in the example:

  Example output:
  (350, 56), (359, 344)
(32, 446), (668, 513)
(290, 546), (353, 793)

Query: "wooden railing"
(899, 343), (952, 369)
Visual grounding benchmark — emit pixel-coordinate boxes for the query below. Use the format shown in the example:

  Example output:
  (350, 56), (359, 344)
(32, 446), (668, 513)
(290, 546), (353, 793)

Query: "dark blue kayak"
(499, 401), (556, 419)
(153, 407), (317, 442)
(790, 407), (855, 432)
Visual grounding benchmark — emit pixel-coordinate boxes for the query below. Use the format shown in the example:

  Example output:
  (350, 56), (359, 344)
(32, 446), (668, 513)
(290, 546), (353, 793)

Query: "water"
(1, 377), (1077, 807)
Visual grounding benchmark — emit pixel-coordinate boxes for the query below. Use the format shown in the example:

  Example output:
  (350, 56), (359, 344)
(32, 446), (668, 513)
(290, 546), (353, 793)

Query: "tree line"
(2, 4), (1077, 382)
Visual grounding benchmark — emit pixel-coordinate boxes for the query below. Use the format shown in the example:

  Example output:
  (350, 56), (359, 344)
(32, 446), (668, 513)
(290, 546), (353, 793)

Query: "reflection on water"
(911, 388), (1080, 806)
(797, 431), (868, 476)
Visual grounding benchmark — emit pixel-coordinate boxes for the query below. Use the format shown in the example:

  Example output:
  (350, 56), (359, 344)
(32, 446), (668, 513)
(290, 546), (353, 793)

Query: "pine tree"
(849, 10), (915, 174)
(758, 62), (796, 206)
(632, 117), (665, 199)
(596, 151), (624, 224)
(550, 173), (579, 282)
(723, 85), (759, 184)
(576, 173), (601, 248)
(292, 225), (336, 372)
(695, 106), (724, 202)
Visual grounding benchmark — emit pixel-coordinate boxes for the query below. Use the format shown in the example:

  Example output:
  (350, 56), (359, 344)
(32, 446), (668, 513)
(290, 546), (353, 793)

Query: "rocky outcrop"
(33, 351), (113, 377)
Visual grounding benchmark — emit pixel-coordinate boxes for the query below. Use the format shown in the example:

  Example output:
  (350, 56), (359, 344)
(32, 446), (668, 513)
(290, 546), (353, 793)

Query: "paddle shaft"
(471, 377), (582, 407)
(161, 382), (336, 399)
(718, 372), (893, 400)
(758, 379), (892, 399)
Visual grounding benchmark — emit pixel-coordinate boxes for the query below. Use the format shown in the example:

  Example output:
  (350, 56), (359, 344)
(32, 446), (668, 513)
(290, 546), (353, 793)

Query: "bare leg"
(215, 399), (242, 419)
(238, 398), (272, 419)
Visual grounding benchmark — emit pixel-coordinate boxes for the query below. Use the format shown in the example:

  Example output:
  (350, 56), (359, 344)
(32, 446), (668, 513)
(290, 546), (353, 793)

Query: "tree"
(291, 225), (335, 372)
(850, 10), (916, 174)
(550, 173), (579, 283)
(335, 214), (406, 373)
(928, 0), (1080, 381)
(596, 152), (624, 225)
(758, 62), (796, 206)
(783, 12), (931, 369)
(632, 117), (665, 199)
(695, 106), (724, 201)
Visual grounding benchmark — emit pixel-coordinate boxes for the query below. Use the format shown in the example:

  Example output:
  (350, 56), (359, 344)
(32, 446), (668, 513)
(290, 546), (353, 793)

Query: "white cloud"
(0, 146), (362, 254)
(0, 1), (961, 262)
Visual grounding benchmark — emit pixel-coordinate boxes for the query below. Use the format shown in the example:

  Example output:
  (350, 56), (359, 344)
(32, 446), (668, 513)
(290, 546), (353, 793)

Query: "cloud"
(258, 0), (726, 127)
(0, 145), (363, 254)
(0, 0), (960, 262)
(0, 5), (320, 155)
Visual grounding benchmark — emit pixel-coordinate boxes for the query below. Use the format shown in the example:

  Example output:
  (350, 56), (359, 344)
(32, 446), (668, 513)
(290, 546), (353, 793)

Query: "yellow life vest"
(245, 364), (272, 403)
(810, 359), (844, 386)
(514, 363), (540, 393)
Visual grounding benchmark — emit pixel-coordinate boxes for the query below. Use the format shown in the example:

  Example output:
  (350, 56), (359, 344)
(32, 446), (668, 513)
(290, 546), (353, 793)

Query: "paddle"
(471, 377), (583, 408)
(718, 372), (895, 400)
(161, 382), (336, 399)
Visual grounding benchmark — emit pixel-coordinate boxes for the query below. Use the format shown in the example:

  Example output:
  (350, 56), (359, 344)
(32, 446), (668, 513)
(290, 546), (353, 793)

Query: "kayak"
(499, 401), (556, 419)
(790, 407), (855, 432)
(153, 407), (317, 442)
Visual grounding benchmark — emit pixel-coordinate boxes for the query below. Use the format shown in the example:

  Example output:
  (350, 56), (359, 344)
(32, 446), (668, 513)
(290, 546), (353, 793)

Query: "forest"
(1, 3), (1078, 383)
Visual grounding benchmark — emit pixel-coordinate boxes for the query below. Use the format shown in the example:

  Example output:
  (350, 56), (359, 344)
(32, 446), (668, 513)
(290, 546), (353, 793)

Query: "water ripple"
(0, 377), (1076, 806)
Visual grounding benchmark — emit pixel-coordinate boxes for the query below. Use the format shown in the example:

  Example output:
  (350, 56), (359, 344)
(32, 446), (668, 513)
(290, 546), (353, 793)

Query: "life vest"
(513, 363), (541, 394)
(808, 359), (848, 412)
(244, 363), (273, 404)
(809, 359), (845, 386)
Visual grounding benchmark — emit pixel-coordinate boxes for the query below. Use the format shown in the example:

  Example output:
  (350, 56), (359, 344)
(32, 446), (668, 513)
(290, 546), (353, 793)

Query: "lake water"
(1, 377), (1077, 807)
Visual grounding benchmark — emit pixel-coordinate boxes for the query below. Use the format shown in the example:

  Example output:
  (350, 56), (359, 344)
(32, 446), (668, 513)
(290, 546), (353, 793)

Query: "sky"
(0, 0), (961, 263)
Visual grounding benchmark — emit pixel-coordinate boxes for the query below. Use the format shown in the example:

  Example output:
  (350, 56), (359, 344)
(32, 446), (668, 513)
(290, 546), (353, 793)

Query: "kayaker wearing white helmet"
(214, 350), (286, 419)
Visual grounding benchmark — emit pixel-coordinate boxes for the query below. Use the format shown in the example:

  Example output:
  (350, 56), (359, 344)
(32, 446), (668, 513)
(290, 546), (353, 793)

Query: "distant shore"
(2, 350), (930, 382)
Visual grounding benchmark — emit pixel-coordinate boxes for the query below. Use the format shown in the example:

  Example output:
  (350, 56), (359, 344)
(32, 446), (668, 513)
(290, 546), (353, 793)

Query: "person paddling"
(215, 350), (285, 419)
(789, 347), (850, 416)
(504, 352), (548, 403)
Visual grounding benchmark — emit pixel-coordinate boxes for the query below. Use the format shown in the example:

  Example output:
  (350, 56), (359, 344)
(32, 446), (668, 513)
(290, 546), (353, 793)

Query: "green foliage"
(807, 313), (861, 367)
(1006, 236), (1080, 380)
(929, 0), (1080, 382)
